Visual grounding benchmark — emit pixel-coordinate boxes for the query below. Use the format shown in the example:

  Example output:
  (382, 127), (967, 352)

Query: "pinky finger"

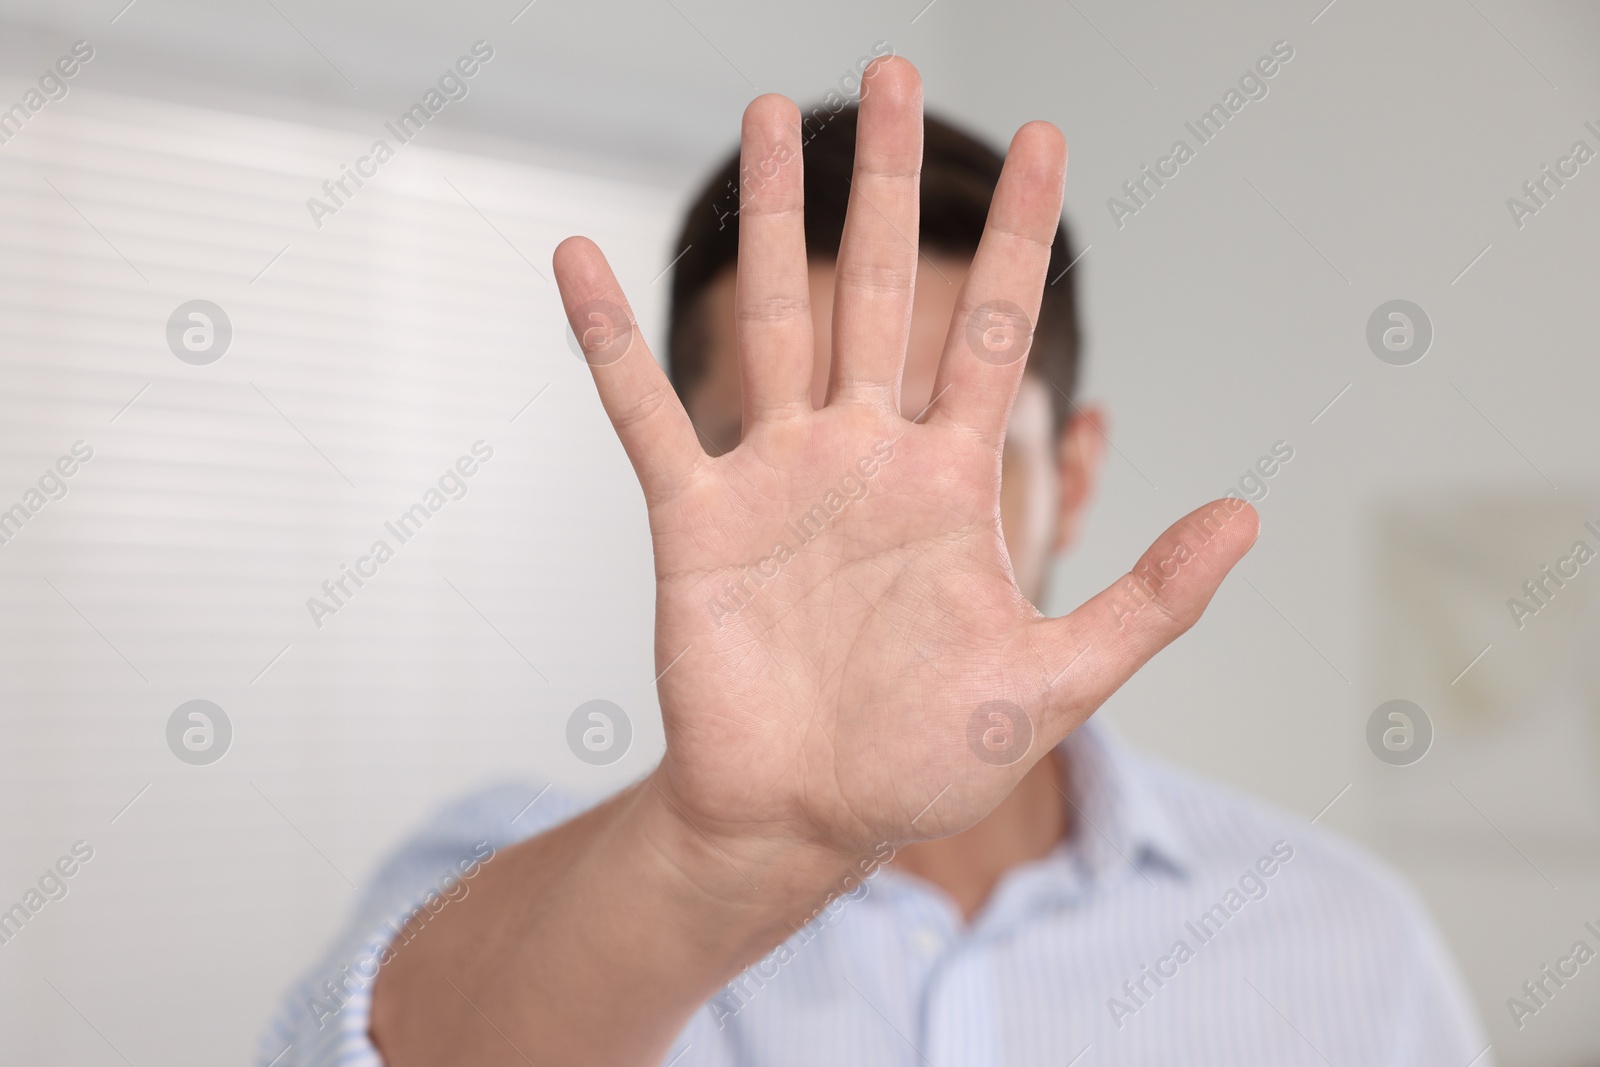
(553, 236), (708, 502)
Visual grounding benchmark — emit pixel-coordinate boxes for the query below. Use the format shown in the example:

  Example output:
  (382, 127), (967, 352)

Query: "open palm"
(552, 58), (1257, 867)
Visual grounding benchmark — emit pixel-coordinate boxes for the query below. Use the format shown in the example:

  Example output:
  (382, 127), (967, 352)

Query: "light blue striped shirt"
(260, 722), (1489, 1066)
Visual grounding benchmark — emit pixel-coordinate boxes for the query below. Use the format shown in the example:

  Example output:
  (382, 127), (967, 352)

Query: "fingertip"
(861, 54), (922, 108)
(1226, 497), (1261, 542)
(1241, 501), (1261, 547)
(1011, 121), (1068, 184)
(744, 93), (801, 135)
(1195, 497), (1260, 562)
(552, 235), (599, 276)
(1022, 119), (1066, 149)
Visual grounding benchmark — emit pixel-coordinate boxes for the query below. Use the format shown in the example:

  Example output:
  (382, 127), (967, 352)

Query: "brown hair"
(666, 103), (1083, 432)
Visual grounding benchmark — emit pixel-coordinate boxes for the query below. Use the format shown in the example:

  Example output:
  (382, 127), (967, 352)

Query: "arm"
(371, 781), (854, 1066)
(369, 56), (1256, 1066)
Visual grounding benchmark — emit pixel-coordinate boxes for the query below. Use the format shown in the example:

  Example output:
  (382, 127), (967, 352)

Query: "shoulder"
(1113, 743), (1489, 1056)
(1123, 741), (1439, 951)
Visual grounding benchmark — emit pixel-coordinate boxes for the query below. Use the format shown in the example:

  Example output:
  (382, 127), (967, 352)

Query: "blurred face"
(684, 255), (1103, 607)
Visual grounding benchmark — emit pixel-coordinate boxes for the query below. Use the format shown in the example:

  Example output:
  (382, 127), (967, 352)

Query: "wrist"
(619, 769), (858, 955)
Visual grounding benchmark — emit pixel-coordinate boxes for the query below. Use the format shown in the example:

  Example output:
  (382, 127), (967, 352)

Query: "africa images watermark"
(1108, 40), (1296, 229)
(0, 40), (95, 148)
(709, 841), (897, 1028)
(305, 41), (497, 229)
(1109, 491), (1259, 631)
(0, 840), (95, 947)
(304, 840), (495, 1030)
(1506, 516), (1600, 631)
(1107, 443), (1290, 631)
(306, 441), (495, 628)
(708, 40), (895, 231)
(1107, 839), (1296, 1029)
(0, 440), (95, 550)
(1506, 916), (1600, 1030)
(1506, 119), (1600, 230)
(705, 439), (896, 629)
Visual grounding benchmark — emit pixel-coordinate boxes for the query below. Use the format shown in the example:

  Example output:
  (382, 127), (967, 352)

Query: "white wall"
(1, 1), (1598, 1064)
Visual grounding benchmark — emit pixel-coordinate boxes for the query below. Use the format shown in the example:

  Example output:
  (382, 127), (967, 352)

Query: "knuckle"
(835, 258), (913, 298)
(736, 293), (811, 325)
(611, 383), (669, 433)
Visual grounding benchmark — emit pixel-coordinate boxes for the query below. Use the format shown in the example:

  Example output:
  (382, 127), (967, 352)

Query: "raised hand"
(553, 57), (1256, 871)
(374, 55), (1259, 1067)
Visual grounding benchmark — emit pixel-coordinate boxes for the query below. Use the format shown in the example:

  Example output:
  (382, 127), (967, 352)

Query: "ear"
(1051, 404), (1106, 554)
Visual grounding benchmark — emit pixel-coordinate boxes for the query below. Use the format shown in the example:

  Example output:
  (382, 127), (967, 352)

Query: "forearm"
(370, 772), (848, 1067)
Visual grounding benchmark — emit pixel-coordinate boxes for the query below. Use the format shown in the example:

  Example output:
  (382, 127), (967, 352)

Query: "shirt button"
(913, 927), (942, 957)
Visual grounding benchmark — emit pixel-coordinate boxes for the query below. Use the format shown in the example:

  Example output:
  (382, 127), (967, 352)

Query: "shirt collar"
(1053, 718), (1194, 882)
(865, 719), (1194, 930)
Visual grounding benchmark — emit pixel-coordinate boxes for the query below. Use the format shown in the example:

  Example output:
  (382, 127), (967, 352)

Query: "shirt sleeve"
(1391, 891), (1494, 1067)
(255, 779), (596, 1067)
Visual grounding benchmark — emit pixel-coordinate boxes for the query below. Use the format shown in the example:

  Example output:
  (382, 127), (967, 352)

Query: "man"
(263, 57), (1486, 1066)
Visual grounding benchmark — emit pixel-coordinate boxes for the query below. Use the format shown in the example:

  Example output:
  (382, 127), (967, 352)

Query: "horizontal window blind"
(0, 89), (677, 1064)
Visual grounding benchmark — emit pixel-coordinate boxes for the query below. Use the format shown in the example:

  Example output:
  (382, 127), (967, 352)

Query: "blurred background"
(1, 0), (1597, 1063)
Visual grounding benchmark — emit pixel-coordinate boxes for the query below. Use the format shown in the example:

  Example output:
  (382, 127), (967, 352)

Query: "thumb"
(1030, 497), (1259, 736)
